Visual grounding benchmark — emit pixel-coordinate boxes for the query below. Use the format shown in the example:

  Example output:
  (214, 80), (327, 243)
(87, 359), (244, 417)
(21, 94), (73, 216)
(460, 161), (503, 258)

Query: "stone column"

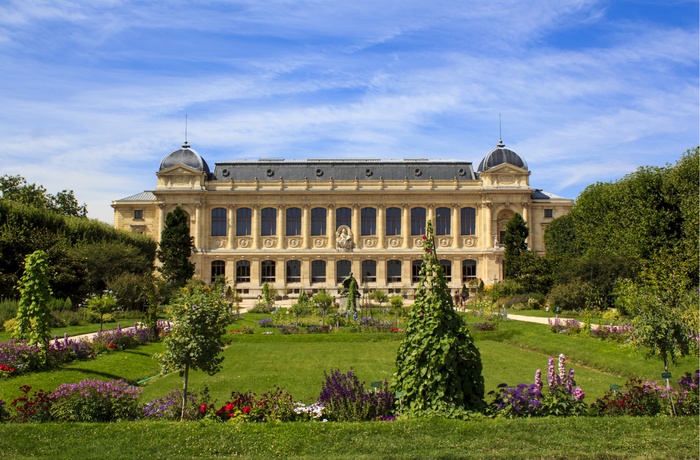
(252, 205), (261, 249)
(377, 204), (385, 249)
(194, 203), (203, 250)
(328, 205), (336, 249)
(352, 204), (361, 247)
(327, 258), (337, 288)
(227, 205), (235, 249)
(302, 205), (310, 249)
(277, 205), (285, 249)
(377, 257), (387, 288)
(401, 204), (410, 249)
(427, 204), (435, 224)
(250, 257), (260, 287)
(451, 205), (460, 249)
(157, 203), (166, 244)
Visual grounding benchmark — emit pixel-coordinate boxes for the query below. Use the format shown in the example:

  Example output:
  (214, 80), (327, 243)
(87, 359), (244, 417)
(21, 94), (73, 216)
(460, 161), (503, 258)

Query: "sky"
(1, 0), (697, 224)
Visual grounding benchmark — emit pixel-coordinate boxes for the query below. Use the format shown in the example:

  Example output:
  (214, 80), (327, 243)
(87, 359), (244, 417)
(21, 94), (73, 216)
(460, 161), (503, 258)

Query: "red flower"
(199, 403), (207, 414)
(243, 406), (251, 414)
(225, 402), (235, 412)
(422, 235), (426, 240)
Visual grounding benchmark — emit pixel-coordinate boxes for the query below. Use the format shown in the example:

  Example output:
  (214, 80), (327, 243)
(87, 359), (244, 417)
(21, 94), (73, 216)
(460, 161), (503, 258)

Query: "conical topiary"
(394, 220), (485, 414)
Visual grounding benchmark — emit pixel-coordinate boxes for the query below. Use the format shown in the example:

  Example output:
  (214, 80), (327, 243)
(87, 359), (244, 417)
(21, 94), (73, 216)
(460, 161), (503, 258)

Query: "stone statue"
(336, 225), (354, 251)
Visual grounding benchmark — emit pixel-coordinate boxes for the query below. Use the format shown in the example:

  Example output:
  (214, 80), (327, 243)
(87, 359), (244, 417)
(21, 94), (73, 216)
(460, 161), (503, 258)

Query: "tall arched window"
(311, 260), (326, 283)
(210, 260), (225, 283)
(435, 207), (451, 235)
(411, 260), (423, 283)
(211, 208), (227, 237)
(286, 207), (301, 236)
(336, 207), (352, 230)
(387, 260), (402, 283)
(460, 207), (476, 235)
(236, 260), (250, 283)
(261, 260), (276, 283)
(361, 260), (376, 283)
(236, 208), (252, 236)
(385, 207), (401, 236)
(411, 207), (426, 235)
(462, 260), (477, 281)
(311, 207), (327, 236)
(286, 260), (301, 283)
(336, 260), (351, 284)
(361, 207), (376, 235)
(439, 259), (452, 282)
(261, 208), (277, 236)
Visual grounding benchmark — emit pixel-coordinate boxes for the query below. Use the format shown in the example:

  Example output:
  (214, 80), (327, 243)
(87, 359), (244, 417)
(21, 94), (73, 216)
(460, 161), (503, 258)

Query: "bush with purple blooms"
(318, 368), (395, 421)
(49, 378), (142, 422)
(591, 370), (699, 417)
(548, 316), (582, 335)
(359, 318), (394, 332)
(487, 354), (587, 418)
(48, 335), (94, 364)
(591, 323), (634, 343)
(142, 388), (212, 420)
(256, 318), (274, 328)
(306, 325), (331, 334)
(279, 325), (299, 334)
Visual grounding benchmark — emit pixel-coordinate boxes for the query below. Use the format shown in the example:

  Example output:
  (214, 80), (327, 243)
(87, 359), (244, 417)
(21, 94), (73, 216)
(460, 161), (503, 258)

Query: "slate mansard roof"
(211, 158), (476, 182)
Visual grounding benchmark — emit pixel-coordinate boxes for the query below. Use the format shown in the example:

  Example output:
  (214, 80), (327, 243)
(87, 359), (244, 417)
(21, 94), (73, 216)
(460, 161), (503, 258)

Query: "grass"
(0, 417), (697, 459)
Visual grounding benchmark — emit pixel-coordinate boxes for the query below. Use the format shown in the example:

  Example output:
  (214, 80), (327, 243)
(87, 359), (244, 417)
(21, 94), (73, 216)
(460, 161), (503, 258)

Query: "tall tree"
(14, 250), (53, 363)
(158, 283), (230, 420)
(503, 213), (529, 279)
(395, 220), (484, 415)
(157, 206), (195, 288)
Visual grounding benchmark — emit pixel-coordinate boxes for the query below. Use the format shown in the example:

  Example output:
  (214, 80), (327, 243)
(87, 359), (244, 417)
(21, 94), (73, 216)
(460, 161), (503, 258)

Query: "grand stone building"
(112, 139), (572, 300)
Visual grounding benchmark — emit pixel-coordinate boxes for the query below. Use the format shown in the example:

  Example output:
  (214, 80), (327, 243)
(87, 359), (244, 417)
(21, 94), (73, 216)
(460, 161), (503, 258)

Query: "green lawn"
(1, 314), (695, 405)
(0, 417), (697, 459)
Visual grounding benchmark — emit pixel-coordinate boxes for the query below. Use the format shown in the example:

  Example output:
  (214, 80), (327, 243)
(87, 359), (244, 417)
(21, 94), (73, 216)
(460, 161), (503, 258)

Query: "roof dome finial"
(182, 114), (190, 148)
(497, 113), (505, 148)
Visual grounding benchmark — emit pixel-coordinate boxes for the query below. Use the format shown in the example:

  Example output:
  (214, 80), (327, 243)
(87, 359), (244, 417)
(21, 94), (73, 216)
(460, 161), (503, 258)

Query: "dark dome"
(477, 141), (527, 173)
(159, 142), (210, 174)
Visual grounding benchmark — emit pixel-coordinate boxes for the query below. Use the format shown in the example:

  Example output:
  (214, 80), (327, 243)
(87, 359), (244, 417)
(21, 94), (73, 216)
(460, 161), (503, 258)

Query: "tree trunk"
(181, 363), (189, 421)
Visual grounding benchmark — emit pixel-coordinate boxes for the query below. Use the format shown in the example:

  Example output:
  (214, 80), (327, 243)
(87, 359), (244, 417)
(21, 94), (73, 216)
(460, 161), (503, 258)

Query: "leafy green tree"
(395, 220), (485, 415)
(615, 278), (697, 373)
(261, 282), (277, 307)
(0, 175), (87, 217)
(157, 206), (195, 288)
(158, 283), (231, 420)
(503, 213), (529, 279)
(290, 290), (310, 327)
(312, 289), (334, 326)
(85, 291), (117, 333)
(14, 250), (53, 363)
(369, 290), (389, 307)
(389, 295), (403, 327)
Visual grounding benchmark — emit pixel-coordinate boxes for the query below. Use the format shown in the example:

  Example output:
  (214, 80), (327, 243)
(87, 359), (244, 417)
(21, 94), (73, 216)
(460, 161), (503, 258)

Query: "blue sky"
(1, 0), (697, 223)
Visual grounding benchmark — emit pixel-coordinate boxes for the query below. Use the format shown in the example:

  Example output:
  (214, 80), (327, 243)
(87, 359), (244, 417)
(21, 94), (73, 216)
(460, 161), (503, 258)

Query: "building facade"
(112, 140), (572, 299)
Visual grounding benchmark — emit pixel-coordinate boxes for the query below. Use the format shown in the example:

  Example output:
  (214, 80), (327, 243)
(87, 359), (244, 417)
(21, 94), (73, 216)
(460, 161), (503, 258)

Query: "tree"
(85, 291), (117, 333)
(389, 295), (403, 327)
(158, 283), (231, 420)
(369, 290), (389, 308)
(290, 290), (310, 327)
(312, 289), (334, 326)
(503, 213), (529, 279)
(157, 206), (195, 288)
(0, 174), (87, 217)
(14, 250), (53, 363)
(395, 220), (485, 415)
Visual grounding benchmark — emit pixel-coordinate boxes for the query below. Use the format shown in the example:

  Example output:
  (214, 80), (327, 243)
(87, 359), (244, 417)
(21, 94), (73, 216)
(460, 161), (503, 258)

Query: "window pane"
(439, 259), (452, 282)
(261, 208), (277, 236)
(361, 207), (376, 236)
(236, 208), (252, 236)
(261, 260), (276, 283)
(411, 260), (423, 283)
(311, 207), (327, 236)
(361, 260), (376, 283)
(211, 208), (227, 237)
(336, 207), (352, 230)
(286, 207), (301, 236)
(210, 260), (225, 284)
(236, 260), (250, 283)
(286, 260), (301, 283)
(387, 260), (402, 283)
(311, 260), (326, 283)
(462, 260), (476, 281)
(336, 260), (351, 284)
(386, 207), (401, 236)
(411, 207), (426, 235)
(435, 207), (451, 235)
(460, 207), (475, 236)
